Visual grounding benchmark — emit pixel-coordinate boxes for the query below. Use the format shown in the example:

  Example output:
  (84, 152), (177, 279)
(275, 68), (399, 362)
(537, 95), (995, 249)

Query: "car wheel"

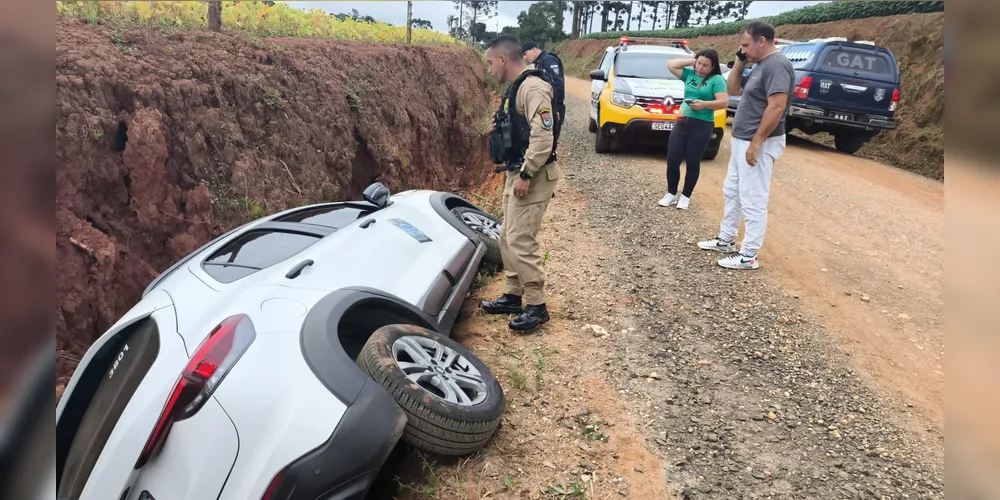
(588, 117), (597, 133)
(595, 110), (612, 154)
(358, 324), (504, 456)
(451, 206), (502, 266)
(702, 145), (720, 160)
(834, 133), (865, 154)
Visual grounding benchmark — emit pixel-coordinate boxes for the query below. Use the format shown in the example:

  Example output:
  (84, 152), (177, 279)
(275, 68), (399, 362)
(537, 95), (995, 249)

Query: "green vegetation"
(581, 1), (944, 40)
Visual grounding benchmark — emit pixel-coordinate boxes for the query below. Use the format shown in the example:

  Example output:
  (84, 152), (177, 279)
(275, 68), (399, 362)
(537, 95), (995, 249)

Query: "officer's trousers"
(500, 168), (558, 305)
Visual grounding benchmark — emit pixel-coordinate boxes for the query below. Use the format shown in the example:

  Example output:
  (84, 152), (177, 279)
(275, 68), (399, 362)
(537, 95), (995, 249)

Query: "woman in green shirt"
(658, 49), (729, 210)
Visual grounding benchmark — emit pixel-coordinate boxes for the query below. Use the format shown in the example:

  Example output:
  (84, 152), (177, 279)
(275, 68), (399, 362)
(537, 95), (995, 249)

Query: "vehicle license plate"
(830, 111), (854, 121)
(651, 121), (674, 131)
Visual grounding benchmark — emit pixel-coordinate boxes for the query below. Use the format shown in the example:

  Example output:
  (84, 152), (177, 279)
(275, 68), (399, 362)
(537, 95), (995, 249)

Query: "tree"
(674, 1), (692, 28)
(208, 0), (221, 31)
(515, 1), (568, 47)
(692, 1), (738, 26)
(737, 1), (753, 20)
(570, 1), (581, 39)
(470, 21), (490, 43)
(406, 1), (412, 43)
(600, 0), (610, 31)
(413, 18), (433, 30)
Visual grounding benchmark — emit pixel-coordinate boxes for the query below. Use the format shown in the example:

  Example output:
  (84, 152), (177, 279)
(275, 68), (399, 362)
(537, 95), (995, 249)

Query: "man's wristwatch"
(519, 170), (533, 180)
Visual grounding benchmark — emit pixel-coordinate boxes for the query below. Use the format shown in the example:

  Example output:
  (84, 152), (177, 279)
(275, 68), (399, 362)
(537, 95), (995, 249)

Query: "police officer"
(522, 40), (565, 157)
(481, 35), (561, 332)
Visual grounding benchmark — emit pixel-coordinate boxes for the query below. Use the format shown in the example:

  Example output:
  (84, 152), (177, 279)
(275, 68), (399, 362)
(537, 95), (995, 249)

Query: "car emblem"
(874, 88), (886, 102)
(820, 80), (832, 94)
(663, 97), (676, 107)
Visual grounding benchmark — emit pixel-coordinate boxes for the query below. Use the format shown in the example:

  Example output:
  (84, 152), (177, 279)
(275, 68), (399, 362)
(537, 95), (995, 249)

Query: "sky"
(285, 1), (827, 34)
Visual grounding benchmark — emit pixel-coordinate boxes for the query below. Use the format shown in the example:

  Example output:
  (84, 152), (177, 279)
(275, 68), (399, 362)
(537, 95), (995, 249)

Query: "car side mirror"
(590, 69), (607, 81)
(727, 61), (734, 69)
(362, 182), (392, 208)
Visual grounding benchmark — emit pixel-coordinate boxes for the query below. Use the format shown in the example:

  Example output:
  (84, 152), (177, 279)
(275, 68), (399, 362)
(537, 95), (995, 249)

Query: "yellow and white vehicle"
(588, 37), (726, 157)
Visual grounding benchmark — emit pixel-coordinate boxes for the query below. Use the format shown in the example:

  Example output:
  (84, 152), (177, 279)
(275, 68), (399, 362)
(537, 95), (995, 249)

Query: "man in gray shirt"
(698, 20), (795, 270)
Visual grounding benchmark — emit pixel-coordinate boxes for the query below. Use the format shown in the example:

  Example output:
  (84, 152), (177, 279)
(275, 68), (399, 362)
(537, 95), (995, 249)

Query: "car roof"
(615, 45), (690, 55)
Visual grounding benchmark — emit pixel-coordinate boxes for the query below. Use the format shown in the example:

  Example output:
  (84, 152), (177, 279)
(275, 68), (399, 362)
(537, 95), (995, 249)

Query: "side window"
(600, 50), (614, 73)
(202, 230), (320, 283)
(274, 205), (372, 229)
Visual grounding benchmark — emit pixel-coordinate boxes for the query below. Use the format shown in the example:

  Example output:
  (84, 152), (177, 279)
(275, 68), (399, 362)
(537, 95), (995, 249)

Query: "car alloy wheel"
(390, 335), (489, 406)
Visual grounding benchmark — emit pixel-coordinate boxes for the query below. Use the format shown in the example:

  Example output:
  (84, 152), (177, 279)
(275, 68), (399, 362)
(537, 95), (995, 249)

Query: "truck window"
(821, 49), (893, 75)
(781, 43), (819, 70)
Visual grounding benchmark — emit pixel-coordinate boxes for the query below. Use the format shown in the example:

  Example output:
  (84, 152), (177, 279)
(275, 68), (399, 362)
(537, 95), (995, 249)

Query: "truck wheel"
(451, 206), (502, 266)
(588, 117), (597, 133)
(358, 324), (504, 456)
(595, 108), (612, 153)
(834, 133), (865, 154)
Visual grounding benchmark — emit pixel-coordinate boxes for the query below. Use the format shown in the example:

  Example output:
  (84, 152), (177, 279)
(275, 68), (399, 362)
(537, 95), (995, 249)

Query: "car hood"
(613, 77), (686, 99)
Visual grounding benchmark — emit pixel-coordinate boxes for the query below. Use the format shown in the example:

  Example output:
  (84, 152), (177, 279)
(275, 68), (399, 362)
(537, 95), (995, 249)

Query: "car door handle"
(841, 83), (867, 93)
(285, 259), (314, 279)
(360, 219), (376, 229)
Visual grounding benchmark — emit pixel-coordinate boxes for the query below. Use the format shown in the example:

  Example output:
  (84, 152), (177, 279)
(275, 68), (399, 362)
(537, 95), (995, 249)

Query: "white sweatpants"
(719, 135), (787, 256)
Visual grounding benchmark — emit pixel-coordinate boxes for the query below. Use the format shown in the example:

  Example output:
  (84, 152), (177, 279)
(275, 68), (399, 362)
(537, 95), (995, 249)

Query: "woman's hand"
(688, 100), (706, 111)
(666, 57), (697, 79)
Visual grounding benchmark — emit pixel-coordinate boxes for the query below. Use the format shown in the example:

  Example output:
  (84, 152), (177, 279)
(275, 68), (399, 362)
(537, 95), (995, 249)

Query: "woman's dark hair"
(695, 49), (722, 87)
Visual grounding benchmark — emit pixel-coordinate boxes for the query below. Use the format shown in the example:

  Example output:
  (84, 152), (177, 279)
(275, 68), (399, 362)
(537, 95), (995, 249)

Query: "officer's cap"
(521, 41), (540, 53)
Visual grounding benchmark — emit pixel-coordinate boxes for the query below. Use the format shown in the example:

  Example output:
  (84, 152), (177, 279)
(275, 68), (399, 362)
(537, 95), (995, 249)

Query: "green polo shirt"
(679, 67), (727, 123)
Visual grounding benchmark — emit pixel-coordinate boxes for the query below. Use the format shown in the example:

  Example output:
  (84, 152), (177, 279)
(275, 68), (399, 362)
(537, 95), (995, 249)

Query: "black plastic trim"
(418, 273), (452, 317)
(270, 378), (407, 500)
(299, 288), (438, 407)
(443, 240), (475, 285)
(429, 192), (481, 242)
(436, 242), (487, 334)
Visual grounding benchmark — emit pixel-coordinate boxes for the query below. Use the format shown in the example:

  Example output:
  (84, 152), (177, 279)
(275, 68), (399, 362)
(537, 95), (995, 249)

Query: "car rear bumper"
(789, 105), (897, 131)
(267, 378), (407, 500)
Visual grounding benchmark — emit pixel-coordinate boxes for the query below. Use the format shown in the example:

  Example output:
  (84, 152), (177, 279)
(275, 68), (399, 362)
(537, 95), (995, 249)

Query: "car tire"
(588, 117), (597, 133)
(702, 145), (720, 160)
(451, 206), (502, 266)
(834, 133), (865, 154)
(358, 324), (504, 456)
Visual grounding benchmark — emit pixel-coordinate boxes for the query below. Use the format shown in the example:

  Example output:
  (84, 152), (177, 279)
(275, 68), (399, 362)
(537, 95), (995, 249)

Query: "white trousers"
(719, 135), (786, 255)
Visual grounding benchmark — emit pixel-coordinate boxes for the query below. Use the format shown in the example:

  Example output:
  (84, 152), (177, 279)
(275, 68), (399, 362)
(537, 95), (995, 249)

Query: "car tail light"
(261, 469), (287, 500)
(889, 89), (900, 112)
(647, 103), (666, 114)
(134, 314), (256, 469)
(793, 76), (812, 99)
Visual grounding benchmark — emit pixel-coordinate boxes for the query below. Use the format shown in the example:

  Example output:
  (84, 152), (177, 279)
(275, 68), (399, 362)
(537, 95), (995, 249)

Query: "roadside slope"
(554, 12), (944, 180)
(56, 18), (496, 383)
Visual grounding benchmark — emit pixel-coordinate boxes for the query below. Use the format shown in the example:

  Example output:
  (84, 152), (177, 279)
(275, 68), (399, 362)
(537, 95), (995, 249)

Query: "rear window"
(821, 49), (893, 74)
(203, 230), (319, 283)
(274, 205), (371, 229)
(615, 53), (686, 80)
(781, 44), (820, 70)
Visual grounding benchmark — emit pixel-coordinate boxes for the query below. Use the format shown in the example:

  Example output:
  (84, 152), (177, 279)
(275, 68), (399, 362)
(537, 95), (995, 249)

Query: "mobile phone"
(736, 47), (747, 61)
(684, 99), (695, 104)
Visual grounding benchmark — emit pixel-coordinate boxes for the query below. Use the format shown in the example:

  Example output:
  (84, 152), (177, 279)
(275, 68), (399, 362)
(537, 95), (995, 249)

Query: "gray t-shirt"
(732, 51), (795, 141)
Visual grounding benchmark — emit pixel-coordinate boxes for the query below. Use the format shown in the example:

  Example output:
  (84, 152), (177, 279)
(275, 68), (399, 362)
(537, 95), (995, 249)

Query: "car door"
(802, 44), (900, 117)
(591, 48), (615, 122)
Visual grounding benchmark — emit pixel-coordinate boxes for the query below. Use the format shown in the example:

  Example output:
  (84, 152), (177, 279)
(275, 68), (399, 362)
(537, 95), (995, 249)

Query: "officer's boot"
(509, 304), (550, 332)
(480, 294), (523, 315)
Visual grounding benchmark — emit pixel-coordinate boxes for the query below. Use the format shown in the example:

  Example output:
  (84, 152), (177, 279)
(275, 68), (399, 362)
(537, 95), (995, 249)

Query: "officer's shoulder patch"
(538, 107), (553, 130)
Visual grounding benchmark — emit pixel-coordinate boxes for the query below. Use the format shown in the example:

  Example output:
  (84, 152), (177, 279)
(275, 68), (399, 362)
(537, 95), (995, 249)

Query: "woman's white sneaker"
(697, 238), (736, 253)
(718, 252), (759, 270)
(658, 193), (678, 207)
(676, 195), (691, 210)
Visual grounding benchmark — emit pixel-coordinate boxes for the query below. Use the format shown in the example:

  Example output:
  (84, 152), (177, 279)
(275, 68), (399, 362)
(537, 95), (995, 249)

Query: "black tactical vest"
(489, 69), (556, 172)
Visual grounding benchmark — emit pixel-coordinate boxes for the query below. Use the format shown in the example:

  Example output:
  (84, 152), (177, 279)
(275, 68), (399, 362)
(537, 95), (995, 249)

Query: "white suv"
(56, 183), (506, 500)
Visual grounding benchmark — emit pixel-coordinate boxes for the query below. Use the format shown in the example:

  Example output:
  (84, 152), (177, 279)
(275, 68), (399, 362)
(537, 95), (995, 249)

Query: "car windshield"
(614, 52), (685, 80)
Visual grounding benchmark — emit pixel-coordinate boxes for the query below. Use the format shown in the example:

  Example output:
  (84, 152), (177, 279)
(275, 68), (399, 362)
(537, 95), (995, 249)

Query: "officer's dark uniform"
(522, 42), (565, 157)
(482, 67), (561, 332)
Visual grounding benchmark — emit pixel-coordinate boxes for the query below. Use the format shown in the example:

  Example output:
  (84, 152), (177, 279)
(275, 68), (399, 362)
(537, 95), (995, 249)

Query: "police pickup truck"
(729, 37), (901, 155)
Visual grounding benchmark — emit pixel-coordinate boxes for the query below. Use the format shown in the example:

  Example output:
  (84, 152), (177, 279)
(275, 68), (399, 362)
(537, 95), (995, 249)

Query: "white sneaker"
(658, 193), (678, 207)
(676, 195), (691, 210)
(718, 252), (759, 270)
(697, 237), (736, 253)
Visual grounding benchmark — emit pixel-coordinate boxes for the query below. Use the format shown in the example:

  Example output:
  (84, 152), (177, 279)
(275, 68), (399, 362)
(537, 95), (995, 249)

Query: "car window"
(614, 53), (685, 80)
(203, 230), (319, 283)
(782, 44), (819, 70)
(274, 205), (371, 229)
(821, 48), (894, 75)
(599, 50), (614, 73)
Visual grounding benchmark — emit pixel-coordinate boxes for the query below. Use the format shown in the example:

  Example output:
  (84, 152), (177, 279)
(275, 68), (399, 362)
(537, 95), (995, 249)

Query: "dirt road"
(564, 77), (944, 434)
(394, 80), (943, 499)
